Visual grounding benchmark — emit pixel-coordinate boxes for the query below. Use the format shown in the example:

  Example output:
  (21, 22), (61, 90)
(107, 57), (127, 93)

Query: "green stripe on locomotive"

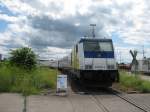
(71, 45), (79, 69)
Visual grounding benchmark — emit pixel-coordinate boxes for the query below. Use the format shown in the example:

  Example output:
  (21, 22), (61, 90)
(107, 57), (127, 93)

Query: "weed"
(119, 71), (150, 93)
(0, 62), (57, 95)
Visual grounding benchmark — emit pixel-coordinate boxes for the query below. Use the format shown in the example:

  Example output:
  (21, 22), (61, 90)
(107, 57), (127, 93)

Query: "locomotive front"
(71, 38), (119, 87)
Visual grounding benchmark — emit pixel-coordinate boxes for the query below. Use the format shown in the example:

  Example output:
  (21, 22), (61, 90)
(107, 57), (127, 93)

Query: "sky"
(0, 0), (150, 63)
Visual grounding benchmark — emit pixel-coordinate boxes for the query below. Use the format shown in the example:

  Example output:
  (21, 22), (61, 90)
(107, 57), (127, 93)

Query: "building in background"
(118, 63), (131, 71)
(131, 58), (150, 74)
(37, 59), (52, 67)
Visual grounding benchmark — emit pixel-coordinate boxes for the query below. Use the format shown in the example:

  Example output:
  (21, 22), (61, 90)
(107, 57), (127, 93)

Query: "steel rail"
(90, 95), (110, 112)
(109, 88), (150, 112)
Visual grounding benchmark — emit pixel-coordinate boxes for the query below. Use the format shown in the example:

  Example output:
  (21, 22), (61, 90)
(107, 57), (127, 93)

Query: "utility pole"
(120, 51), (122, 64)
(117, 50), (122, 64)
(142, 45), (145, 59)
(90, 24), (96, 38)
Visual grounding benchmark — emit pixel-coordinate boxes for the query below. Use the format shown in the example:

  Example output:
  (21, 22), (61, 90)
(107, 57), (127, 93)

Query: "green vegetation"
(119, 71), (150, 93)
(0, 47), (58, 95)
(0, 62), (57, 96)
(10, 47), (37, 70)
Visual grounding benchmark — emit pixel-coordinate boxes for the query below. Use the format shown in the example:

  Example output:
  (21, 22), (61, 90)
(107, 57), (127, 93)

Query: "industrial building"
(131, 58), (150, 74)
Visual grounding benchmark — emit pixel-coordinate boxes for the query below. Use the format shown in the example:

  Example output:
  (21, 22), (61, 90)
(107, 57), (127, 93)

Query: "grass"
(119, 71), (150, 93)
(0, 62), (58, 95)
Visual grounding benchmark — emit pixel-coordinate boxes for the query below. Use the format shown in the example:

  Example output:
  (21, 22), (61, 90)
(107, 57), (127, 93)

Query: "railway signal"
(130, 50), (138, 74)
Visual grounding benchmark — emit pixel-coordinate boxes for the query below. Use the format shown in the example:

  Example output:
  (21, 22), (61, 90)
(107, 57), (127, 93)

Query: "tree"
(10, 47), (37, 70)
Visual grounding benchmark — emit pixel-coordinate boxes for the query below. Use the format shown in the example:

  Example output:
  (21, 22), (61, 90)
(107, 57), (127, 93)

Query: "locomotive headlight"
(107, 65), (115, 69)
(85, 65), (92, 69)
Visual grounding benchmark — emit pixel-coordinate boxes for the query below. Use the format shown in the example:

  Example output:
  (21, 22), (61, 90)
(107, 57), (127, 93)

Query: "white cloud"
(1, 0), (39, 15)
(0, 0), (150, 61)
(0, 13), (18, 22)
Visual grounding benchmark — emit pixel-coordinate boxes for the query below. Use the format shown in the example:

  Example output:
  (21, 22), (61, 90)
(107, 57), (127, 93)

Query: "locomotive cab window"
(99, 42), (113, 51)
(83, 41), (113, 51)
(83, 41), (100, 51)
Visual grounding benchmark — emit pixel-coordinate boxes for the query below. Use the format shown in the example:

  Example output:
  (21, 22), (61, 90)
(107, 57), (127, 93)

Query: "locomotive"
(51, 38), (119, 87)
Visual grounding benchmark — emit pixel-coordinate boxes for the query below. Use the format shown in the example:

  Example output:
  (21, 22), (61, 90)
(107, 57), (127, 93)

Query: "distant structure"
(142, 45), (146, 59)
(130, 48), (150, 74)
(37, 59), (51, 67)
(131, 58), (150, 74)
(118, 63), (131, 71)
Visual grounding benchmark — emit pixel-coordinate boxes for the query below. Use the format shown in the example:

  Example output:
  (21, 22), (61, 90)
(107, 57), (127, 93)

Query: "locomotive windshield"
(84, 41), (100, 51)
(83, 41), (113, 51)
(99, 42), (113, 51)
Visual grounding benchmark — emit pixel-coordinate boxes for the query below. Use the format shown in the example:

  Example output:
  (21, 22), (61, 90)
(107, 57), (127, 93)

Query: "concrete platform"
(26, 94), (148, 112)
(0, 93), (24, 112)
(0, 93), (150, 112)
(27, 94), (104, 112)
(27, 95), (73, 112)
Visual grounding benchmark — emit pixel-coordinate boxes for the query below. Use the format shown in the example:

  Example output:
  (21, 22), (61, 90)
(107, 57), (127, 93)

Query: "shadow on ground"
(68, 75), (121, 95)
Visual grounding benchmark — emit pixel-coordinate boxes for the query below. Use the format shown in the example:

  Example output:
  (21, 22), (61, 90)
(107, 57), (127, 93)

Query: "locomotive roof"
(79, 38), (112, 43)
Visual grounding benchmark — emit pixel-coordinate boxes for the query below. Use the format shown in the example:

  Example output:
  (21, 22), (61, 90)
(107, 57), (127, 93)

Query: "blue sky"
(0, 0), (150, 62)
(0, 5), (13, 16)
(0, 20), (7, 32)
(0, 4), (15, 32)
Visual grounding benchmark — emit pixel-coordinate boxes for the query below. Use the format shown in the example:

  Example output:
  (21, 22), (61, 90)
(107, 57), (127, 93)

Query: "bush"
(10, 47), (37, 70)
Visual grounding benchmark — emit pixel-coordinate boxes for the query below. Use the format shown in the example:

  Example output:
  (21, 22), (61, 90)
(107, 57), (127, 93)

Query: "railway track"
(69, 78), (150, 112)
(89, 89), (150, 112)
(112, 91), (150, 112)
(90, 95), (110, 112)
